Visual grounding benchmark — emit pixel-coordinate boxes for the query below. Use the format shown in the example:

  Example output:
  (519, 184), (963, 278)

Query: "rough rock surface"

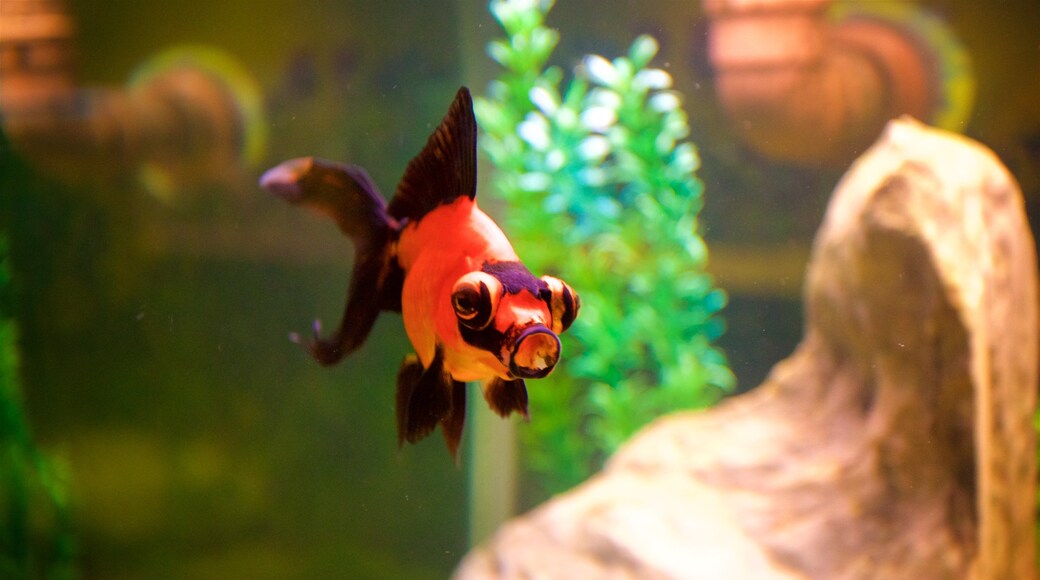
(454, 118), (1038, 580)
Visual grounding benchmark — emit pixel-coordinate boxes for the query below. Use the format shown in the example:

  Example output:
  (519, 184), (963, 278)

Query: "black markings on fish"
(481, 261), (548, 296)
(484, 377), (530, 420)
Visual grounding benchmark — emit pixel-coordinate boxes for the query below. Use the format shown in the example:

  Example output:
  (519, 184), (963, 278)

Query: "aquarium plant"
(476, 0), (734, 493)
(0, 236), (75, 579)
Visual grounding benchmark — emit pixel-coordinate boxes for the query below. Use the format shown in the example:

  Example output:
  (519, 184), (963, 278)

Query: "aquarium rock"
(454, 118), (1037, 579)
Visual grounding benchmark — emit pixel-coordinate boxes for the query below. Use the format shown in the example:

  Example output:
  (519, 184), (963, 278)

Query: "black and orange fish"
(260, 87), (579, 460)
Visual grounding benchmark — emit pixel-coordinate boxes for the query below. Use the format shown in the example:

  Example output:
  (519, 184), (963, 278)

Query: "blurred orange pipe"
(0, 0), (261, 197)
(703, 0), (939, 165)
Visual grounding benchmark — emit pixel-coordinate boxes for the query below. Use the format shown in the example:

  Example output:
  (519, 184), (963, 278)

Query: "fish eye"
(540, 275), (580, 334)
(451, 272), (502, 330)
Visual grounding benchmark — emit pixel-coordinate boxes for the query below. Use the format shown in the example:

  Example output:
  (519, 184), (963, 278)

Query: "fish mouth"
(508, 324), (561, 379)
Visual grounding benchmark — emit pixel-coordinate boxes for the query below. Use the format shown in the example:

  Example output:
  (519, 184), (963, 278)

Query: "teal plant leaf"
(478, 0), (734, 495)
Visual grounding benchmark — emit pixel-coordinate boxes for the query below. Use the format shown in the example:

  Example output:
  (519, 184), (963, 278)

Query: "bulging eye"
(541, 275), (580, 334)
(451, 272), (502, 330)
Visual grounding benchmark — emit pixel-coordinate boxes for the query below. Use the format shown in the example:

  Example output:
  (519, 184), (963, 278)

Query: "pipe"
(702, 0), (971, 165)
(0, 0), (264, 200)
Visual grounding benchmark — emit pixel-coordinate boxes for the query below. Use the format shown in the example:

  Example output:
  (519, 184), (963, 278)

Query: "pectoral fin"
(483, 378), (530, 420)
(395, 349), (467, 460)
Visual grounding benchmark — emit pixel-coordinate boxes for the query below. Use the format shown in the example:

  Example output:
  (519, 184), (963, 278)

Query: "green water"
(2, 145), (471, 578)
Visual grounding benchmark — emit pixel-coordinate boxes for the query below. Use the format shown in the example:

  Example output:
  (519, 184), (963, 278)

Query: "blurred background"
(0, 0), (1037, 578)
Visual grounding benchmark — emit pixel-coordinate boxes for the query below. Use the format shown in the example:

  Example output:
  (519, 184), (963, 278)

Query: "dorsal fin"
(386, 87), (477, 222)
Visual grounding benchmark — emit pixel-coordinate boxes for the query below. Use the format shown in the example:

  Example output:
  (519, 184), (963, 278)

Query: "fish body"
(260, 87), (579, 459)
(397, 197), (518, 381)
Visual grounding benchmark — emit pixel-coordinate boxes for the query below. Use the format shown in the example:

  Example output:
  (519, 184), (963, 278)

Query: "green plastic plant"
(476, 0), (734, 494)
(0, 236), (76, 579)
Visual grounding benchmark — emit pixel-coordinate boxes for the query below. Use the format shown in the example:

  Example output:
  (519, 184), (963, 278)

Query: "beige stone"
(455, 118), (1038, 579)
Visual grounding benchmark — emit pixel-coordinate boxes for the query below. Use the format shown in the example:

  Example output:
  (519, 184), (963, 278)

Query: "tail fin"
(261, 157), (402, 365)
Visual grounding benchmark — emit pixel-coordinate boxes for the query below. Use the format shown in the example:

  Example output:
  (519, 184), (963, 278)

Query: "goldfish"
(260, 87), (579, 460)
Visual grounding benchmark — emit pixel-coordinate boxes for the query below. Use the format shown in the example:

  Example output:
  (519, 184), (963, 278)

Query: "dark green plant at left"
(0, 236), (76, 580)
